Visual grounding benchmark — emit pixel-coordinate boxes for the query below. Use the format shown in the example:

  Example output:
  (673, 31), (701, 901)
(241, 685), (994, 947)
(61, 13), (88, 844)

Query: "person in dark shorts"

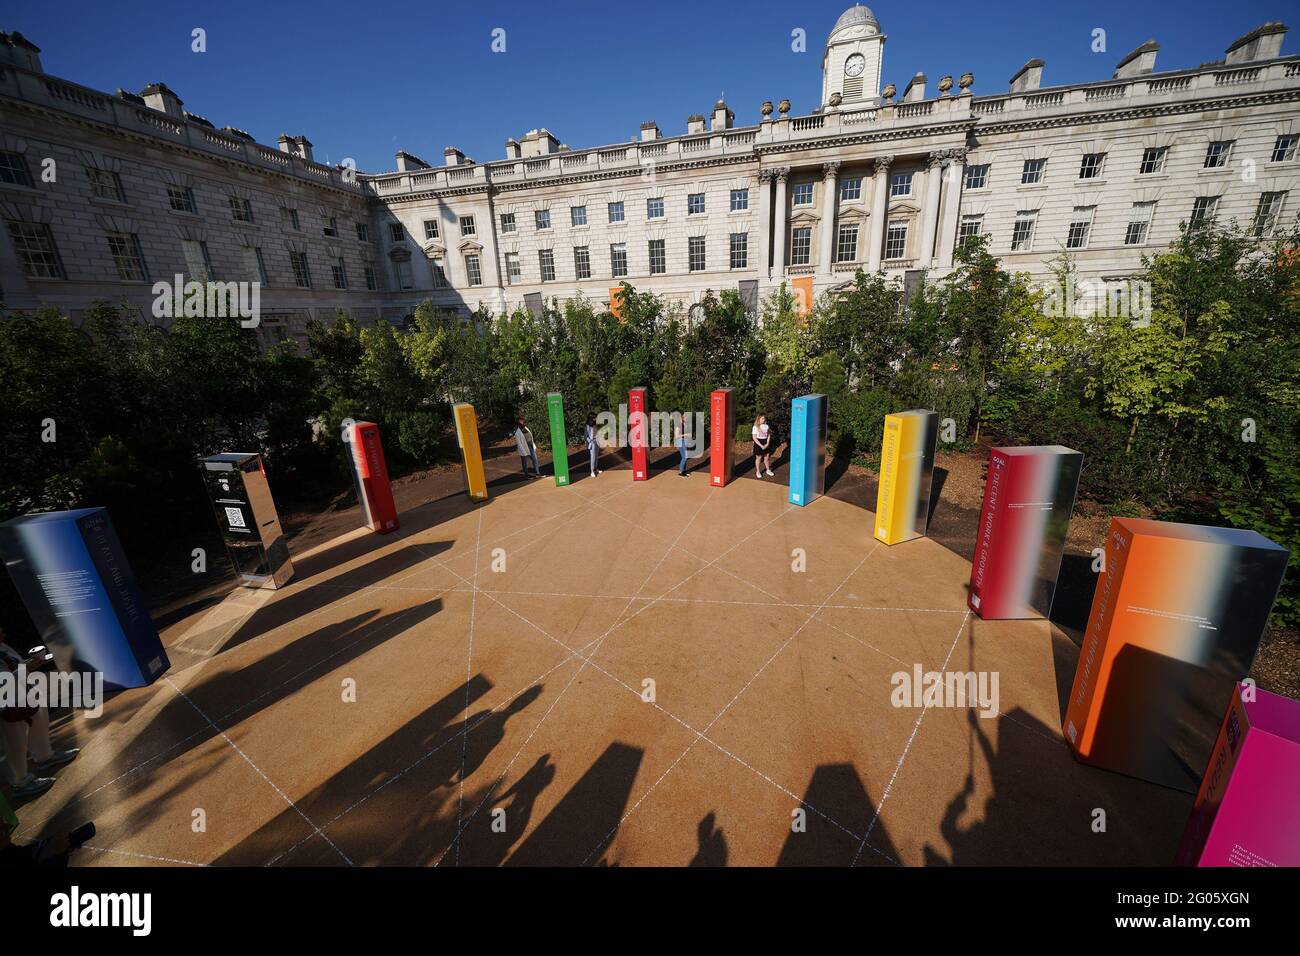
(752, 413), (774, 478)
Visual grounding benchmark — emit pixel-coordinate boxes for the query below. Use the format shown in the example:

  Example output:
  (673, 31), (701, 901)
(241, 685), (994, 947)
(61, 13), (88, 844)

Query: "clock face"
(845, 53), (866, 78)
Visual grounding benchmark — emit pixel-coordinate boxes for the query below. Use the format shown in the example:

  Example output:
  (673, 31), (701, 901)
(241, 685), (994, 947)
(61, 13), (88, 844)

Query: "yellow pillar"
(453, 403), (488, 501)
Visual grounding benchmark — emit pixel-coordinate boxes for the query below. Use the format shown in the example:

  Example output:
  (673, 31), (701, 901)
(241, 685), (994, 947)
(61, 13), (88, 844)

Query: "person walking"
(585, 413), (602, 477)
(513, 416), (541, 478)
(752, 414), (774, 478)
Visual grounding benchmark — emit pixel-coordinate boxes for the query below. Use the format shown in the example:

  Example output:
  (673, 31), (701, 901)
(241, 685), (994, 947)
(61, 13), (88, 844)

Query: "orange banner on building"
(791, 276), (814, 318)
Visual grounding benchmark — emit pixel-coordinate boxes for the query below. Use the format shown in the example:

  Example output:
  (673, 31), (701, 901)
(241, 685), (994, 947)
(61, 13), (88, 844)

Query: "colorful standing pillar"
(967, 445), (1082, 620)
(1175, 682), (1300, 866)
(1063, 518), (1289, 792)
(0, 508), (170, 690)
(453, 402), (489, 501)
(343, 421), (398, 533)
(199, 452), (295, 589)
(546, 392), (570, 487)
(709, 388), (736, 487)
(628, 386), (649, 481)
(788, 394), (827, 507)
(874, 409), (939, 545)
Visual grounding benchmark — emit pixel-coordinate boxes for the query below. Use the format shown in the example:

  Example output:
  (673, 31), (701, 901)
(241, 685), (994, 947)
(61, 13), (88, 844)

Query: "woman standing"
(752, 414), (774, 478)
(585, 413), (601, 477)
(513, 416), (541, 478)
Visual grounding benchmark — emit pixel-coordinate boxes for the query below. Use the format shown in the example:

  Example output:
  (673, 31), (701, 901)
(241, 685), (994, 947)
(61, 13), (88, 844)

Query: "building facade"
(2, 6), (1298, 338)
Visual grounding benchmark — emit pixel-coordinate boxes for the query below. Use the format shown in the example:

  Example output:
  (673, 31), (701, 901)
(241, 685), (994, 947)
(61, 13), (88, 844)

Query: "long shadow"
(289, 498), (472, 583)
(26, 600), (445, 851)
(920, 707), (1193, 866)
(461, 753), (558, 867)
(219, 541), (452, 653)
(926, 466), (950, 527)
(209, 672), (506, 865)
(777, 762), (899, 866)
(506, 741), (644, 866)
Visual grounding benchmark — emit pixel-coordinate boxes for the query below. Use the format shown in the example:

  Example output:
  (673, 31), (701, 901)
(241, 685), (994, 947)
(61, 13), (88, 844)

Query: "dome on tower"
(829, 4), (880, 40)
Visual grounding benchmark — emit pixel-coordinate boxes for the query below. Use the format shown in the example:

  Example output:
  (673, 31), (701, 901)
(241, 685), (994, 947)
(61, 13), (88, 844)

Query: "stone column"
(919, 151), (945, 265)
(818, 161), (840, 275)
(936, 147), (967, 269)
(771, 167), (790, 279)
(866, 155), (893, 274)
(757, 168), (774, 277)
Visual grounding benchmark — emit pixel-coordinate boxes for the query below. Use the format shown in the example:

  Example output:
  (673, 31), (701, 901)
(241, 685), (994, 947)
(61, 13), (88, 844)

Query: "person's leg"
(2, 719), (28, 782)
(532, 451), (541, 475)
(26, 707), (52, 764)
(589, 445), (598, 475)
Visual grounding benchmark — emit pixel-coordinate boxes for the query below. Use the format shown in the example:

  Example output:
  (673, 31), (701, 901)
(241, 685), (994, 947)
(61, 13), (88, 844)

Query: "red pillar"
(629, 387), (648, 480)
(710, 388), (735, 487)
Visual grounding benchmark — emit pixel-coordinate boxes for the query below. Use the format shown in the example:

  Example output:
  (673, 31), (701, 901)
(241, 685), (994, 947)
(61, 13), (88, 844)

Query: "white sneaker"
(765, 468), (775, 477)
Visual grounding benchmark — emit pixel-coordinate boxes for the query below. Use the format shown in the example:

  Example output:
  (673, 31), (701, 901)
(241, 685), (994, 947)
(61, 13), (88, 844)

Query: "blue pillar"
(788, 394), (828, 507)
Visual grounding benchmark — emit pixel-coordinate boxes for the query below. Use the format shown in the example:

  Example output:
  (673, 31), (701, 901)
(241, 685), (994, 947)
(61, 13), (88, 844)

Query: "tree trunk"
(1125, 417), (1138, 455)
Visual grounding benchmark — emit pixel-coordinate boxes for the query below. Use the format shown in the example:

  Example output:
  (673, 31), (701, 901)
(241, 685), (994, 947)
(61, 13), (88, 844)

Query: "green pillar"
(547, 392), (570, 486)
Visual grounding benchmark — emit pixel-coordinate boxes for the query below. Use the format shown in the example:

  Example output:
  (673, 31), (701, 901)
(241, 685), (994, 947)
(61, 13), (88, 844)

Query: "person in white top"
(585, 413), (602, 477)
(752, 414), (774, 478)
(513, 416), (541, 478)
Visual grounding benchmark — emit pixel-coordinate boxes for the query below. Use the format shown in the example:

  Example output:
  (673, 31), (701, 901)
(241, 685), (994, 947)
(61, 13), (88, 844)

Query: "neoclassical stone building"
(1, 6), (1298, 338)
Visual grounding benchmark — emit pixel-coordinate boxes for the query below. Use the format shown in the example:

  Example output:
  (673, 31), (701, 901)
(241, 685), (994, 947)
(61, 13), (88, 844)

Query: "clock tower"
(822, 4), (885, 107)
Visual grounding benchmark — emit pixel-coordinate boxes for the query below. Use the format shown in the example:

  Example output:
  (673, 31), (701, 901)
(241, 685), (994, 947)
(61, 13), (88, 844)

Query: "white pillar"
(758, 168), (774, 277)
(818, 161), (840, 275)
(866, 155), (893, 274)
(936, 147), (967, 269)
(919, 152), (944, 265)
(771, 167), (789, 279)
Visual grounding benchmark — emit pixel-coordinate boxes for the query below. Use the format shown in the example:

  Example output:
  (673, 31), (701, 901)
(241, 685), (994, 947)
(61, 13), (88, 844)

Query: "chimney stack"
(902, 72), (927, 102)
(277, 134), (313, 162)
(1009, 59), (1045, 93)
(0, 31), (43, 72)
(1114, 41), (1159, 78)
(1225, 22), (1288, 64)
(640, 121), (660, 142)
(141, 82), (184, 118)
(710, 99), (734, 131)
(395, 150), (430, 172)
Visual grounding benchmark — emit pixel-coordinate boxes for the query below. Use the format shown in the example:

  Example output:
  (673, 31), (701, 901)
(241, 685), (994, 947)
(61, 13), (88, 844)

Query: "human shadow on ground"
(210, 673), (520, 865)
(25, 599), (445, 855)
(689, 811), (728, 866)
(919, 707), (1192, 866)
(777, 762), (900, 866)
(505, 741), (644, 866)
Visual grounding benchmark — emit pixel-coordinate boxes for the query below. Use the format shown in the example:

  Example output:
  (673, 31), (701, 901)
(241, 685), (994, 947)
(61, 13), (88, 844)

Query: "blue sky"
(5, 0), (1292, 173)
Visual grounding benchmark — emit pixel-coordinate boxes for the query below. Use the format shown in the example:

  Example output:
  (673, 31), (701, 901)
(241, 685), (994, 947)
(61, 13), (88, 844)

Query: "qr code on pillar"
(225, 507), (246, 529)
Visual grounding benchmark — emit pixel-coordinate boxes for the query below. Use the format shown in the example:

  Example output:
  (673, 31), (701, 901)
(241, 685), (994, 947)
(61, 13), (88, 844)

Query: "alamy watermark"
(151, 274), (261, 328)
(891, 664), (1000, 718)
(0, 665), (103, 718)
(594, 405), (707, 457)
(1038, 276), (1152, 327)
